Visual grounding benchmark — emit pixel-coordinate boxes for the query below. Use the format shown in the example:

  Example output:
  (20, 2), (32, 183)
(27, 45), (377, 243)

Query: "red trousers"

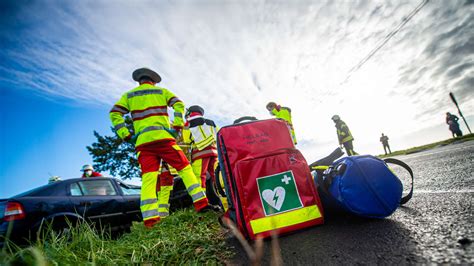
(137, 140), (190, 173)
(137, 140), (208, 228)
(192, 156), (217, 189)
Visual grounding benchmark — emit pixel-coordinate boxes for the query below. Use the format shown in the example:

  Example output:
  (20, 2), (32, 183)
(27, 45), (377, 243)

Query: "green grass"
(1, 209), (232, 265)
(378, 133), (474, 158)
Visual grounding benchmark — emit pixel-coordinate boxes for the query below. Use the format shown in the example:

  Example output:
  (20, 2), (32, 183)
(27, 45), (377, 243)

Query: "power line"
(341, 0), (430, 84)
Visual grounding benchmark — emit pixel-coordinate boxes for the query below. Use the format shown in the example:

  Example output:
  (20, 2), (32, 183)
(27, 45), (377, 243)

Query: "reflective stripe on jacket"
(183, 115), (218, 151)
(335, 120), (354, 144)
(109, 84), (185, 148)
(191, 146), (218, 161)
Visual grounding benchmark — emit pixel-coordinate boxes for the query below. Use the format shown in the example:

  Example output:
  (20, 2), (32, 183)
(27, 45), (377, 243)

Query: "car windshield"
(118, 182), (140, 195)
(121, 186), (140, 195)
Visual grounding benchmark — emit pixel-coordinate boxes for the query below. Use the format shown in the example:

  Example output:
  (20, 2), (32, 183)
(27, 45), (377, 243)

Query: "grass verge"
(378, 133), (474, 158)
(1, 208), (232, 265)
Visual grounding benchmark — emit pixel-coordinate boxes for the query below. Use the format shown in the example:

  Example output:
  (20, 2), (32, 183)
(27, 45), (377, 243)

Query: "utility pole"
(449, 92), (472, 134)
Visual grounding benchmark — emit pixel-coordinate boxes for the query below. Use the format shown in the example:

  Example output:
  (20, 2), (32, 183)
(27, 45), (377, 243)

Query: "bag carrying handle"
(383, 158), (414, 205)
(233, 116), (258, 124)
(309, 147), (345, 170)
(315, 172), (329, 194)
(316, 163), (347, 192)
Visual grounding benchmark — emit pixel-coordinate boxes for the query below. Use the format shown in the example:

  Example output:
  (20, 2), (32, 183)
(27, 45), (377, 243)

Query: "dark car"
(0, 177), (141, 246)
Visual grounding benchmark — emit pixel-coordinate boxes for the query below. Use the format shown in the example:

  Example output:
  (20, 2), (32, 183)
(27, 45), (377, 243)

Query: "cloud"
(454, 77), (474, 100)
(1, 0), (473, 156)
(395, 1), (474, 119)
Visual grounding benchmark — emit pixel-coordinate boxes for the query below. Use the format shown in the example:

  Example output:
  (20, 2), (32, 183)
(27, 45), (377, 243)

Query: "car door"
(68, 179), (126, 230)
(115, 180), (142, 222)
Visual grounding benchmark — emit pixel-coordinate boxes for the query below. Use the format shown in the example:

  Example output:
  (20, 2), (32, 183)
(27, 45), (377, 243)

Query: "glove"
(172, 126), (183, 134)
(131, 135), (138, 145)
(124, 134), (138, 145)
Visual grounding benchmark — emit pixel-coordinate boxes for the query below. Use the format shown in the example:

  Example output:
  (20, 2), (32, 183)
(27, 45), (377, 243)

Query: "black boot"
(198, 204), (222, 213)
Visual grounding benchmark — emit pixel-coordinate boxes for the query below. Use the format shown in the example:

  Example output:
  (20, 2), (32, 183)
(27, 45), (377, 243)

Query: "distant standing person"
(331, 115), (357, 156)
(266, 102), (297, 145)
(81, 164), (102, 178)
(380, 133), (391, 155)
(446, 112), (463, 137)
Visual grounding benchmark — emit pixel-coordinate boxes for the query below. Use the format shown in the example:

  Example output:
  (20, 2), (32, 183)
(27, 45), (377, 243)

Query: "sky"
(0, 0), (473, 198)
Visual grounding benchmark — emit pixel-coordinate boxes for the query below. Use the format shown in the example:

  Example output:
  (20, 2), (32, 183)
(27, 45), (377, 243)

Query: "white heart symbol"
(262, 186), (286, 211)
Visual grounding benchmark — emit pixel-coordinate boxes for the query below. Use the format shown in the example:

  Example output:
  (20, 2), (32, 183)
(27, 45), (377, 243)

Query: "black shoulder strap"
(383, 158), (414, 205)
(315, 171), (329, 194)
(214, 164), (227, 197)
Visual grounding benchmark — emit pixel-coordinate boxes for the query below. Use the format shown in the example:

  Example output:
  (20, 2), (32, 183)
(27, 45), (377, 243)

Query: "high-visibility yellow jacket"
(271, 106), (297, 144)
(110, 83), (185, 148)
(182, 115), (218, 160)
(271, 106), (293, 125)
(335, 120), (354, 144)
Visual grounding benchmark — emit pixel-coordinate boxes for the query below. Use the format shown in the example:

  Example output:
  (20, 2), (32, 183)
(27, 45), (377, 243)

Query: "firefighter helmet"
(187, 105), (204, 116)
(132, 68), (162, 83)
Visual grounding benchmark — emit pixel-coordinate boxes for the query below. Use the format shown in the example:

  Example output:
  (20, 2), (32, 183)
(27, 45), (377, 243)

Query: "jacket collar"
(187, 113), (203, 121)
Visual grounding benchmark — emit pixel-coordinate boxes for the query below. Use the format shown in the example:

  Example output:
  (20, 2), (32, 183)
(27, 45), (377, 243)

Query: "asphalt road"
(228, 140), (474, 265)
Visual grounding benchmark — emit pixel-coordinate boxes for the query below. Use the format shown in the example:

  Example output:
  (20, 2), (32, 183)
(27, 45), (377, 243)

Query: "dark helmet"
(187, 105), (204, 116)
(266, 102), (277, 111)
(331, 115), (340, 121)
(132, 68), (162, 83)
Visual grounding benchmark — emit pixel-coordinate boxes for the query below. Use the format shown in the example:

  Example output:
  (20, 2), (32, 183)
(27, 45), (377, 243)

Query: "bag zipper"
(219, 136), (250, 238)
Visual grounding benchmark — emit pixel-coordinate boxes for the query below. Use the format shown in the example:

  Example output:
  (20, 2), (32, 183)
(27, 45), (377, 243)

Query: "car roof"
(11, 177), (139, 198)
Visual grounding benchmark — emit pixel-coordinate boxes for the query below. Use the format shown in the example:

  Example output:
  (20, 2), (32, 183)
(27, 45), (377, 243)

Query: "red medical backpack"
(216, 118), (324, 239)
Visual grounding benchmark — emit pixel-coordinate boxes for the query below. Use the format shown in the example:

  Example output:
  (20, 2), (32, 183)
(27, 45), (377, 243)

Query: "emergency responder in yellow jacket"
(182, 105), (218, 190)
(109, 68), (213, 228)
(266, 102), (297, 144)
(332, 115), (357, 156)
